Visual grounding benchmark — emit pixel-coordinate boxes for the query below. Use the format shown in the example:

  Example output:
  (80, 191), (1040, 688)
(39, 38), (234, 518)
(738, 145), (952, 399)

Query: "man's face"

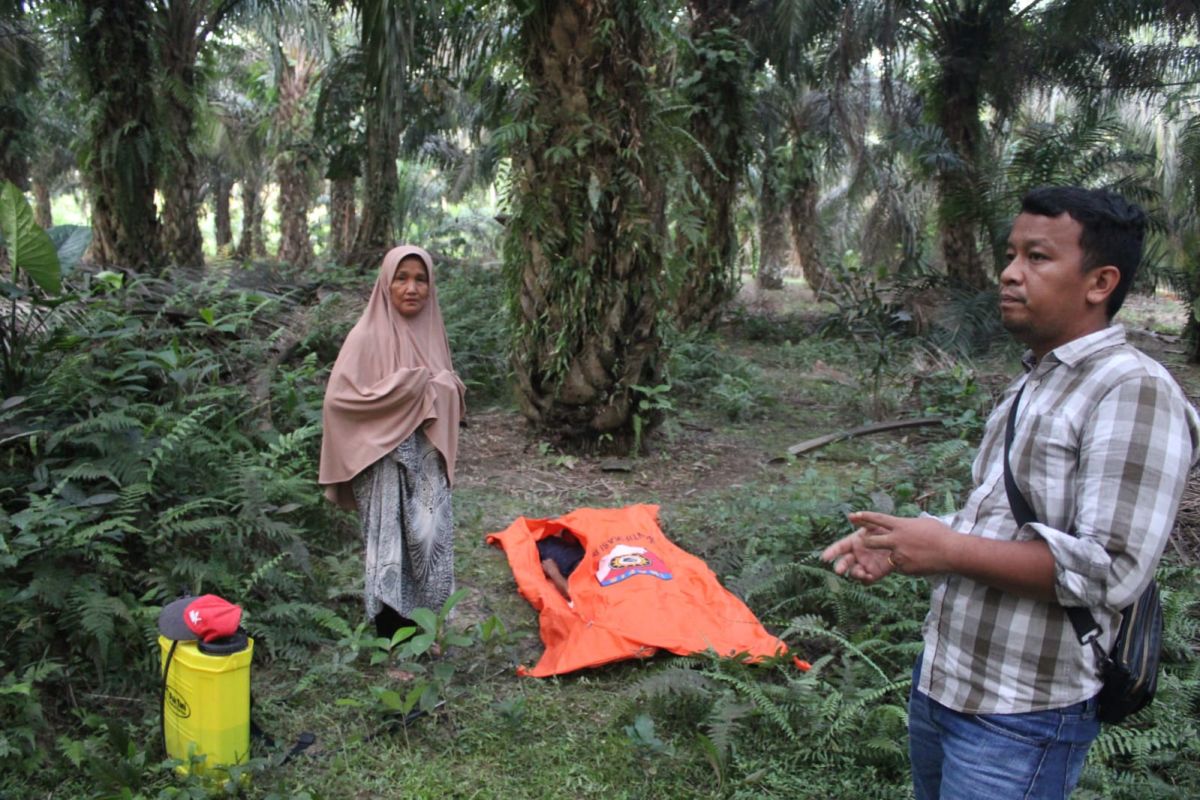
(1000, 212), (1103, 358)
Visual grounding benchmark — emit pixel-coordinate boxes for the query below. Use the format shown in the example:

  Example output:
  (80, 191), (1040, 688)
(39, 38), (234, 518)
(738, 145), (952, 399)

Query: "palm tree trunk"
(352, 118), (397, 267)
(276, 163), (313, 268)
(75, 0), (163, 271)
(213, 169), (232, 250)
(31, 178), (52, 230)
(351, 0), (406, 269)
(937, 172), (988, 290)
(506, 0), (667, 448)
(757, 148), (789, 290)
(674, 4), (753, 329)
(155, 2), (210, 271)
(788, 179), (828, 298)
(235, 173), (265, 260)
(934, 40), (989, 291)
(0, 10), (36, 193)
(275, 45), (316, 270)
(758, 206), (789, 290)
(329, 177), (357, 263)
(160, 141), (205, 269)
(0, 124), (29, 192)
(1188, 266), (1200, 363)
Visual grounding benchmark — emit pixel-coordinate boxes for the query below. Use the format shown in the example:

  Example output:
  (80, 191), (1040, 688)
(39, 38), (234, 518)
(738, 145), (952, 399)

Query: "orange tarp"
(486, 504), (788, 677)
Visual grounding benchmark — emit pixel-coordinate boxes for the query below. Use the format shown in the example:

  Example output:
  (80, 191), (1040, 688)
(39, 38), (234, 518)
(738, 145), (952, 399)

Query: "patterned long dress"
(351, 429), (455, 620)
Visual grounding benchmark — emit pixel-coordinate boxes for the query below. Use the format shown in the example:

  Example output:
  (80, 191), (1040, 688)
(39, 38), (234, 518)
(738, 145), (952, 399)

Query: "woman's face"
(389, 256), (430, 317)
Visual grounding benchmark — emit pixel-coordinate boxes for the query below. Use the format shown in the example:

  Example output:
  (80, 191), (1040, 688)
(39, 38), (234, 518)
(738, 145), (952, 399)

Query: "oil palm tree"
(672, 0), (757, 329)
(210, 69), (272, 261)
(73, 0), (164, 271)
(152, 0), (249, 269)
(0, 3), (40, 192)
(744, 0), (860, 297)
(342, 0), (414, 265)
(270, 31), (323, 269)
(841, 0), (1188, 290)
(673, 0), (853, 320)
(20, 9), (78, 229)
(1176, 112), (1200, 360)
(851, 0), (1037, 290)
(313, 41), (364, 263)
(500, 0), (672, 446)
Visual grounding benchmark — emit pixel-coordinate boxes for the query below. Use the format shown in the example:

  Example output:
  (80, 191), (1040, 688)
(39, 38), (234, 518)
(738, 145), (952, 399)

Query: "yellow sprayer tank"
(158, 633), (253, 777)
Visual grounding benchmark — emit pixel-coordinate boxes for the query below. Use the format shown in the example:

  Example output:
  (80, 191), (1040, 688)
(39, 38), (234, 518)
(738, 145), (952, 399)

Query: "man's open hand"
(850, 511), (959, 576)
(821, 529), (895, 584)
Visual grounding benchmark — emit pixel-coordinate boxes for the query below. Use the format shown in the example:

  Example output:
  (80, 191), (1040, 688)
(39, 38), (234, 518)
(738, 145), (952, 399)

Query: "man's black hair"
(1019, 186), (1147, 318)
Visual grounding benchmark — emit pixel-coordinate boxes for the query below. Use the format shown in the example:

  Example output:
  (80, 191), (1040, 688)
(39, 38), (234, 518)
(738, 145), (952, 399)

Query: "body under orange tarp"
(486, 504), (788, 677)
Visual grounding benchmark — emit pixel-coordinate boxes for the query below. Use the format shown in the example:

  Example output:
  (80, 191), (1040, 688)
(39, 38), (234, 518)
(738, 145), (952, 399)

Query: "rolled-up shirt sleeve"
(1033, 375), (1197, 610)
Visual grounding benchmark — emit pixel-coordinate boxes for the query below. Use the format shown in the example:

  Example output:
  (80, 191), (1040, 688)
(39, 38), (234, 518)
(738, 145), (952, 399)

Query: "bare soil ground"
(455, 279), (1200, 567)
(455, 409), (772, 507)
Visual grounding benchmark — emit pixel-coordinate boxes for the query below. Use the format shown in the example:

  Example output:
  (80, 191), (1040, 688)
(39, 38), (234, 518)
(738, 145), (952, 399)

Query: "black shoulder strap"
(1003, 383), (1102, 645)
(1003, 385), (1037, 528)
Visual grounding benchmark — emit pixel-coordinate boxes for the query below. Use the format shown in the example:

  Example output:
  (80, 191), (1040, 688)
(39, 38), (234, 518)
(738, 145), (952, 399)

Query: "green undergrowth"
(2, 266), (1199, 799)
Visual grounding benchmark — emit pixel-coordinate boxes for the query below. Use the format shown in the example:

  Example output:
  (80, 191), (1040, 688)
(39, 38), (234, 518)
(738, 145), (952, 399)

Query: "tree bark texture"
(235, 172), (267, 260)
(351, 0), (406, 269)
(352, 116), (398, 268)
(212, 170), (232, 250)
(329, 177), (357, 263)
(31, 179), (52, 230)
(0, 113), (29, 192)
(504, 0), (666, 447)
(931, 11), (991, 291)
(0, 14), (37, 193)
(757, 147), (790, 291)
(673, 3), (753, 330)
(758, 205), (790, 290)
(788, 179), (829, 298)
(75, 1), (163, 271)
(274, 43), (317, 270)
(155, 2), (210, 270)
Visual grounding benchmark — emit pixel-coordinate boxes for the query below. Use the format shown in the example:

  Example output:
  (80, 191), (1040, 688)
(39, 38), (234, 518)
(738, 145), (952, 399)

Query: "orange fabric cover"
(486, 504), (787, 677)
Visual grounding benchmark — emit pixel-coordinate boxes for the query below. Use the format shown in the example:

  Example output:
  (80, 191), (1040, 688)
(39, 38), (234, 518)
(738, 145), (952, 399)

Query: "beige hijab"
(319, 245), (466, 509)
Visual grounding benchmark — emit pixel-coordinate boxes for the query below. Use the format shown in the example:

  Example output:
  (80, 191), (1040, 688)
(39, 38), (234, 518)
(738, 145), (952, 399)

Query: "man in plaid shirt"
(823, 186), (1200, 799)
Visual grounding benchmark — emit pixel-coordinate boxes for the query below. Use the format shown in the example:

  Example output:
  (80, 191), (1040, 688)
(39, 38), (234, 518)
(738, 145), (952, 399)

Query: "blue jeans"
(908, 660), (1100, 799)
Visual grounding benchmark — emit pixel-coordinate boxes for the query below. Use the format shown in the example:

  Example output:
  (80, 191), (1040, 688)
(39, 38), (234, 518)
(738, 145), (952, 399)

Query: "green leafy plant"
(710, 372), (768, 422)
(536, 441), (578, 469)
(0, 270), (340, 793)
(631, 382), (674, 456)
(0, 658), (61, 777)
(339, 591), (507, 730)
(625, 712), (675, 758)
(0, 180), (83, 394)
(0, 180), (61, 294)
(820, 250), (914, 417)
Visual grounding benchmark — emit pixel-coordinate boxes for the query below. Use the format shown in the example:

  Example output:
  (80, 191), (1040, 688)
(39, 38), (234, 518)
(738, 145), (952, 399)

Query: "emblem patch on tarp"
(596, 544), (672, 585)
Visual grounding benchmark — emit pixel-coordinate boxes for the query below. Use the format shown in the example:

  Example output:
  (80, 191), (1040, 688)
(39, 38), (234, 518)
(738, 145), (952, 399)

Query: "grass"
(6, 272), (1200, 800)
(239, 665), (716, 799)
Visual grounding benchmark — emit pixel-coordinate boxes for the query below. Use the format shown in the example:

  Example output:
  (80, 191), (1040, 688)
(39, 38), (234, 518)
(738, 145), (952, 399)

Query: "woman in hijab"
(319, 245), (466, 639)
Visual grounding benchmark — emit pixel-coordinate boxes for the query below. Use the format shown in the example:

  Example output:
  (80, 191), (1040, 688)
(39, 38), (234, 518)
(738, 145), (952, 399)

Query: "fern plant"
(0, 272), (346, 781)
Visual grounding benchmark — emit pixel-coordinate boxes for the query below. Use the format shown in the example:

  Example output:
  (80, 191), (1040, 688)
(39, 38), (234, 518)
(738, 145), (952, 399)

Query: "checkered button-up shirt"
(919, 326), (1200, 714)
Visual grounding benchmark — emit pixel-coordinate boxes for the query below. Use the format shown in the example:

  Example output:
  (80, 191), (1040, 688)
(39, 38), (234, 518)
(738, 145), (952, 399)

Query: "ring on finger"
(887, 554), (896, 568)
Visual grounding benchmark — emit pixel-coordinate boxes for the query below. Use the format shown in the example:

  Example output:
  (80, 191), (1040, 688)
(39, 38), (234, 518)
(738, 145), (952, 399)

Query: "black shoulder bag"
(1003, 384), (1163, 724)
